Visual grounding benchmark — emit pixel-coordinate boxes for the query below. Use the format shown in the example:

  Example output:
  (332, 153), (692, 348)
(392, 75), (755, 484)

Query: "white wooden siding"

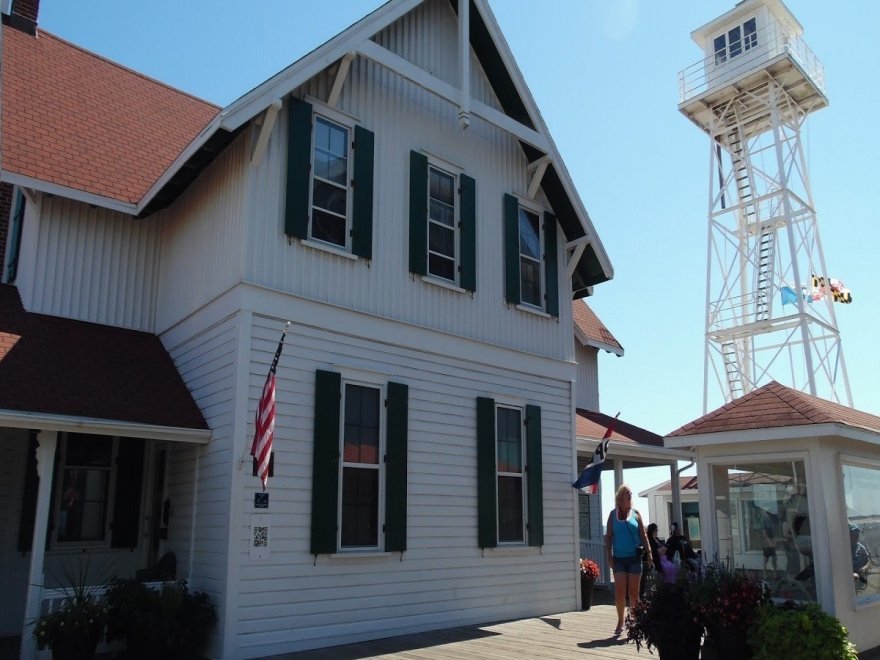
(233, 312), (577, 657)
(575, 344), (599, 411)
(0, 429), (30, 636)
(244, 55), (573, 361)
(156, 135), (249, 332)
(163, 313), (240, 605)
(15, 196), (160, 330)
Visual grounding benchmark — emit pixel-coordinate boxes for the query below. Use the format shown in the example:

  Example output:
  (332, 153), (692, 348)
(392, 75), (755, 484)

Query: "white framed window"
(310, 113), (352, 249)
(496, 404), (526, 544)
(339, 380), (385, 550)
(517, 203), (543, 309)
(841, 458), (880, 605)
(54, 433), (115, 545)
(427, 163), (459, 282)
(714, 17), (758, 65)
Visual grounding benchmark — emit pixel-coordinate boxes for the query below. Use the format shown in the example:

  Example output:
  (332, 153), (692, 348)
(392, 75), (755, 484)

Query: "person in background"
(761, 509), (778, 579)
(606, 484), (652, 637)
(666, 521), (699, 571)
(647, 522), (663, 573)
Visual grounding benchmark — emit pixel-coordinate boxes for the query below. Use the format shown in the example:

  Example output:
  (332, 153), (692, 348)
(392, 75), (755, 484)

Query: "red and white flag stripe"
(251, 326), (286, 490)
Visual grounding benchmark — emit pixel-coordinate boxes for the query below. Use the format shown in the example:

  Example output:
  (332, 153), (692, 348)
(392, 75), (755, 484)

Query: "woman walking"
(605, 484), (651, 636)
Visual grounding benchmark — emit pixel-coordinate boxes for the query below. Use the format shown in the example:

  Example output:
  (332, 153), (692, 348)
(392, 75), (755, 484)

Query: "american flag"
(251, 326), (287, 490)
(572, 413), (619, 495)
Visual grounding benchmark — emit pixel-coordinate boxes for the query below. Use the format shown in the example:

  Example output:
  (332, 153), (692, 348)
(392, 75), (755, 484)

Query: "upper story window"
(503, 194), (559, 317)
(311, 116), (350, 248)
(428, 165), (458, 281)
(408, 150), (477, 291)
(285, 97), (374, 259)
(714, 17), (757, 65)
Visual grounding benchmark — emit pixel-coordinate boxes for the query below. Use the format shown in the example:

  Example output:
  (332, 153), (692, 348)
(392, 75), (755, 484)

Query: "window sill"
(301, 239), (359, 261)
(329, 551), (392, 560)
(421, 275), (467, 294)
(485, 545), (540, 557)
(515, 304), (551, 319)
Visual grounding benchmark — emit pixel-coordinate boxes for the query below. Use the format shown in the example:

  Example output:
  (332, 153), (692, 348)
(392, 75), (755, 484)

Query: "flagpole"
(238, 321), (292, 471)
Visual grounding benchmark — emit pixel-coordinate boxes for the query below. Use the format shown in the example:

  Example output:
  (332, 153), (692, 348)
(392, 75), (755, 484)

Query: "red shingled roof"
(572, 300), (623, 354)
(1, 26), (218, 204)
(0, 284), (207, 429)
(576, 409), (664, 447)
(668, 380), (880, 437)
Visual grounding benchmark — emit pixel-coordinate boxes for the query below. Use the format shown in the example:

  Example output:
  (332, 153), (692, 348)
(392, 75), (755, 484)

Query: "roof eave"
(577, 436), (693, 461)
(664, 422), (880, 449)
(0, 172), (138, 215)
(0, 408), (212, 444)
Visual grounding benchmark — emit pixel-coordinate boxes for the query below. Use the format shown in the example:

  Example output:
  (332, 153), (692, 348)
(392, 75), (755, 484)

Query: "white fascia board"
(136, 113), (223, 215)
(664, 423), (880, 449)
(0, 409), (212, 444)
(218, 0), (424, 133)
(0, 172), (137, 216)
(574, 326), (624, 356)
(577, 436), (692, 461)
(473, 0), (614, 284)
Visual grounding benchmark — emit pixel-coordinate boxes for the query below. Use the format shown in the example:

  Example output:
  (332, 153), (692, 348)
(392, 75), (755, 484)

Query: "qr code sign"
(253, 526), (268, 548)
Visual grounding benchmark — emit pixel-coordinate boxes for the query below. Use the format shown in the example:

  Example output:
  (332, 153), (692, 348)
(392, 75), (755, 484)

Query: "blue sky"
(36, 1), (880, 519)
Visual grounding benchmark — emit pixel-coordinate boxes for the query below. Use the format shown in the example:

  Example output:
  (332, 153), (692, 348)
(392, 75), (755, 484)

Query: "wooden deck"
(263, 589), (645, 660)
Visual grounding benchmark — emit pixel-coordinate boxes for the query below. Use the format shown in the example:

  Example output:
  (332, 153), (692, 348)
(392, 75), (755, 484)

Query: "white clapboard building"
(0, 0), (623, 657)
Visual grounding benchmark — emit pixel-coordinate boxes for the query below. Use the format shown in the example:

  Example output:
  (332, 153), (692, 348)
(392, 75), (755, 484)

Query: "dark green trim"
(284, 97), (313, 239)
(17, 431), (38, 553)
(311, 369), (341, 555)
(111, 438), (145, 549)
(525, 405), (543, 547)
(459, 174), (476, 292)
(5, 189), (25, 283)
(476, 396), (497, 549)
(385, 382), (409, 552)
(543, 212), (559, 317)
(351, 125), (374, 259)
(408, 151), (428, 275)
(503, 194), (520, 305)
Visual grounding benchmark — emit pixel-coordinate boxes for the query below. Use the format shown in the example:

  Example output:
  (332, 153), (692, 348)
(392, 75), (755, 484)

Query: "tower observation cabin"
(678, 0), (851, 412)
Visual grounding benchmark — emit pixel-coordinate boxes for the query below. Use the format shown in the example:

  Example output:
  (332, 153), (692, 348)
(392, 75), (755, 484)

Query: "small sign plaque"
(254, 492), (269, 509)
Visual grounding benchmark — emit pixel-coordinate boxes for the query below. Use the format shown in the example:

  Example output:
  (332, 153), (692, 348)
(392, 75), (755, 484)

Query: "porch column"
(670, 461), (682, 531)
(613, 458), (623, 495)
(20, 430), (57, 660)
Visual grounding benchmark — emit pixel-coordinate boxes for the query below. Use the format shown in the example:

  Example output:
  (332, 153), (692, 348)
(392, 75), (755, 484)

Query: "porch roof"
(576, 410), (692, 464)
(0, 284), (208, 433)
(666, 380), (880, 448)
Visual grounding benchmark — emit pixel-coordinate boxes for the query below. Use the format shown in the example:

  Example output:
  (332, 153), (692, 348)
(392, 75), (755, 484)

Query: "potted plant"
(579, 558), (600, 610)
(32, 557), (112, 660)
(690, 563), (769, 660)
(748, 601), (858, 660)
(626, 571), (702, 660)
(104, 578), (216, 659)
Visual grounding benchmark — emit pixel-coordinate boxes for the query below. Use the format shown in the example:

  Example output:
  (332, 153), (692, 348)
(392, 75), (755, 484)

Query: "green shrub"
(748, 602), (857, 660)
(104, 578), (216, 660)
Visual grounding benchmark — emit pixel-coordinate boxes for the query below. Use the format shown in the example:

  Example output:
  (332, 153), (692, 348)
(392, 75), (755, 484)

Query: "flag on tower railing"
(251, 325), (287, 490)
(572, 413), (619, 495)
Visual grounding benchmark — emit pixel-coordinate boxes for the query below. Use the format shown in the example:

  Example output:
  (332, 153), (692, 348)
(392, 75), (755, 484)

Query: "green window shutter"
(111, 438), (145, 549)
(476, 396), (497, 549)
(543, 212), (559, 317)
(284, 97), (313, 239)
(385, 381), (409, 552)
(525, 405), (544, 547)
(311, 369), (341, 555)
(503, 194), (520, 304)
(17, 432), (39, 552)
(459, 174), (477, 292)
(351, 125), (375, 259)
(408, 151), (428, 275)
(5, 189), (25, 283)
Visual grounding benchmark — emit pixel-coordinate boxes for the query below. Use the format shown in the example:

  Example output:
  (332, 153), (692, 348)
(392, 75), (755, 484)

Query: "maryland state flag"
(812, 275), (852, 304)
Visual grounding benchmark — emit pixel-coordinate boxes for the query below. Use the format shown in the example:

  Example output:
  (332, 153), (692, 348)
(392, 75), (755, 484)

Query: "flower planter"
(49, 622), (102, 660)
(654, 627), (701, 660)
(708, 625), (752, 660)
(580, 577), (595, 611)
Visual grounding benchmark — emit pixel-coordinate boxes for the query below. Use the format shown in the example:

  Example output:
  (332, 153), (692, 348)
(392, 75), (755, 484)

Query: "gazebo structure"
(666, 381), (880, 652)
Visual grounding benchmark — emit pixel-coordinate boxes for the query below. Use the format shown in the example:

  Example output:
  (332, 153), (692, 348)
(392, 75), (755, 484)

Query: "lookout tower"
(678, 0), (851, 412)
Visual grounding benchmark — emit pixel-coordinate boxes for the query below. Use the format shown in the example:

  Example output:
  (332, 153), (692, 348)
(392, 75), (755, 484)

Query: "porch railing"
(580, 538), (610, 585)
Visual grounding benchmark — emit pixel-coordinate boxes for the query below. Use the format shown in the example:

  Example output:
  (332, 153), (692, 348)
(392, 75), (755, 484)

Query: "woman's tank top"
(611, 509), (639, 558)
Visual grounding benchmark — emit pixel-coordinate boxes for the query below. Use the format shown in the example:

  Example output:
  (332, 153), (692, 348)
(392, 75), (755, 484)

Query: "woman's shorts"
(613, 555), (642, 575)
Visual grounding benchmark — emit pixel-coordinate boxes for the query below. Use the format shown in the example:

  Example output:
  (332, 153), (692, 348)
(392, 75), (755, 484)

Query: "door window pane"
(341, 467), (379, 547)
(496, 406), (524, 543)
(341, 383), (381, 549)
